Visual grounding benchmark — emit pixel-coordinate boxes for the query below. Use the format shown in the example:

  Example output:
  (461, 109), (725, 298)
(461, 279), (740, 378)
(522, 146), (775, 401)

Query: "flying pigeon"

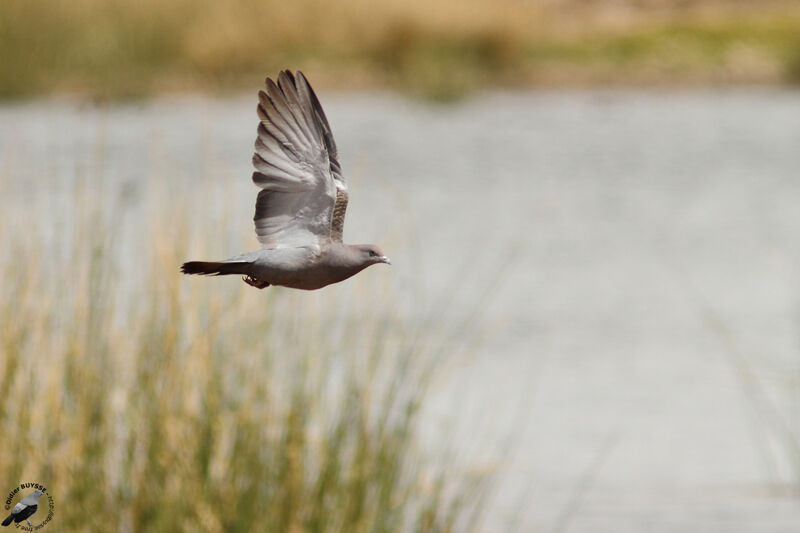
(181, 70), (390, 290)
(2, 489), (43, 528)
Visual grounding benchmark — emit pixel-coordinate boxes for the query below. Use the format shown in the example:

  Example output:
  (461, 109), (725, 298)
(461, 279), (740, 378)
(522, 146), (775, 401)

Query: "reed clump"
(0, 178), (488, 531)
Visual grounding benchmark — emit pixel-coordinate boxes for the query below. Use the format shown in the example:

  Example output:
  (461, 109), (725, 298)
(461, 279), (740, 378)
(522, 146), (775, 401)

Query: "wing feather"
(278, 71), (319, 142)
(295, 72), (348, 241)
(255, 134), (300, 165)
(251, 71), (346, 248)
(257, 91), (307, 153)
(264, 81), (313, 150)
(330, 189), (348, 242)
(251, 154), (306, 188)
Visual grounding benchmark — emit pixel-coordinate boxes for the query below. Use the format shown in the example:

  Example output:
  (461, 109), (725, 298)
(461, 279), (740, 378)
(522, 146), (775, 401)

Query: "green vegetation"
(527, 14), (800, 86)
(1, 0), (799, 100)
(0, 177), (489, 531)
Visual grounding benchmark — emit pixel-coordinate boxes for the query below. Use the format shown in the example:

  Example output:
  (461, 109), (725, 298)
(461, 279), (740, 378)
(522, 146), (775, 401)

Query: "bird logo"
(2, 489), (43, 528)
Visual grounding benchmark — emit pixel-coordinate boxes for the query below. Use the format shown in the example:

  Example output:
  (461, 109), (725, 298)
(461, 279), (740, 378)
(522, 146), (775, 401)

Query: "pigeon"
(2, 489), (43, 528)
(181, 70), (390, 290)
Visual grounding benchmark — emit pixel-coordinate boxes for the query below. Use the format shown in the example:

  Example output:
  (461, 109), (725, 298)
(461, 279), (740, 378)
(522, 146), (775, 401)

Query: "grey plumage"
(181, 70), (389, 290)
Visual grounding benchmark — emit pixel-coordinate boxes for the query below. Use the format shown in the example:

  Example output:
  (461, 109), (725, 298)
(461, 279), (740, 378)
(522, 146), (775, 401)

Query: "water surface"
(2, 89), (799, 531)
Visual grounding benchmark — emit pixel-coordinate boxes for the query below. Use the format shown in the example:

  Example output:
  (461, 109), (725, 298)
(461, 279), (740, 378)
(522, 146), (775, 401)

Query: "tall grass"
(1, 0), (800, 100)
(0, 166), (489, 531)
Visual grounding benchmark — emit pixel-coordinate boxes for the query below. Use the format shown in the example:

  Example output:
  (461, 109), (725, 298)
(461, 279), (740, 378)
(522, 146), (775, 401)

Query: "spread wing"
(252, 70), (347, 248)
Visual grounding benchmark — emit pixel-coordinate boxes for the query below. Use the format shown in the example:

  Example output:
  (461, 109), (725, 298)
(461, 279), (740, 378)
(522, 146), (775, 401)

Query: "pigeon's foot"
(27, 520), (33, 527)
(243, 276), (270, 289)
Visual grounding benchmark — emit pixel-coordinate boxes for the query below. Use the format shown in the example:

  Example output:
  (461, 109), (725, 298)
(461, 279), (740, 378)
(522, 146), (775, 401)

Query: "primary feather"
(252, 71), (348, 248)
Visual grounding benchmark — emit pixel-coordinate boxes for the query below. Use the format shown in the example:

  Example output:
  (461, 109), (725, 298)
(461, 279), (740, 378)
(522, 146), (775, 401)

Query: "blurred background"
(3, 0), (800, 100)
(1, 0), (799, 531)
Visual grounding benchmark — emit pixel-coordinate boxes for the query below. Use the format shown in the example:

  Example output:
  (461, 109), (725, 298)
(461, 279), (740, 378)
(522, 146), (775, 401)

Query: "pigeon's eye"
(368, 250), (378, 257)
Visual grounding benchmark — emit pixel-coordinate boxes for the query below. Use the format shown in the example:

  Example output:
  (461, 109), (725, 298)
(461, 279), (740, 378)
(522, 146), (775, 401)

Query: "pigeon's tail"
(2, 514), (13, 526)
(181, 261), (250, 276)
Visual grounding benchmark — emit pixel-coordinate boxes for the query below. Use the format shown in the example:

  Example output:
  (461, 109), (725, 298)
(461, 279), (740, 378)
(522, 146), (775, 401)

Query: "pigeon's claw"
(243, 276), (270, 289)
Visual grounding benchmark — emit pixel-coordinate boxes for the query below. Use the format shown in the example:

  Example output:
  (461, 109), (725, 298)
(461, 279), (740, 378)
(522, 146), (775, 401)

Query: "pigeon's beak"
(378, 256), (391, 265)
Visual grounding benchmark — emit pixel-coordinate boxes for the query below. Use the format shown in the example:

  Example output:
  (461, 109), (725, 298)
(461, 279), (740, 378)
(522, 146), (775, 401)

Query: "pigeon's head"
(30, 490), (44, 499)
(356, 244), (391, 266)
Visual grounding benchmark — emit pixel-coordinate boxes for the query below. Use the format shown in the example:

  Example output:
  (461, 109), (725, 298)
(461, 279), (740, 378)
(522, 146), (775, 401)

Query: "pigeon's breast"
(248, 246), (329, 290)
(249, 246), (364, 290)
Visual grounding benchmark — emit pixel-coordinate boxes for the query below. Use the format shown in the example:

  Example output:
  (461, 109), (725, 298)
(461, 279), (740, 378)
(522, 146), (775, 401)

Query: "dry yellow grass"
(1, 0), (799, 99)
(0, 162), (489, 531)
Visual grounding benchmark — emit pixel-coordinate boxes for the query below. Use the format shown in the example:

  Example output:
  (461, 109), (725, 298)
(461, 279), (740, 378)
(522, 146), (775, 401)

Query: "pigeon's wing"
(330, 188), (348, 243)
(10, 502), (26, 514)
(252, 70), (347, 248)
(303, 77), (348, 242)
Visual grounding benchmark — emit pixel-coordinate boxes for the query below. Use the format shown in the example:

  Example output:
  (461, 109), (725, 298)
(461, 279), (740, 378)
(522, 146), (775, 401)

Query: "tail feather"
(181, 261), (250, 276)
(2, 514), (13, 526)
